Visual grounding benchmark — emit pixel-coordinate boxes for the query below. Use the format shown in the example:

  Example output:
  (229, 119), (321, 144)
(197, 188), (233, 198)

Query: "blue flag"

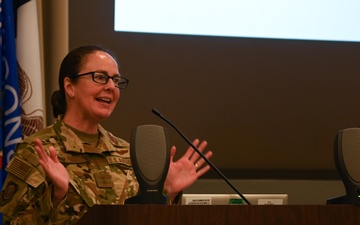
(1, 0), (23, 183)
(1, 0), (23, 223)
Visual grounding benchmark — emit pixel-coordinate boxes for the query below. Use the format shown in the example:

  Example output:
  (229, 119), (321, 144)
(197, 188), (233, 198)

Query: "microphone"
(152, 108), (251, 205)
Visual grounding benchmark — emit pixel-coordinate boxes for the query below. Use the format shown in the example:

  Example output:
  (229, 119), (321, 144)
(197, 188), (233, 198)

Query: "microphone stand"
(152, 108), (251, 205)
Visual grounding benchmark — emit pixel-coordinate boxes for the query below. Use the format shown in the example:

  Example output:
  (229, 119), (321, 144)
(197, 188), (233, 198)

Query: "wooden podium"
(76, 204), (360, 225)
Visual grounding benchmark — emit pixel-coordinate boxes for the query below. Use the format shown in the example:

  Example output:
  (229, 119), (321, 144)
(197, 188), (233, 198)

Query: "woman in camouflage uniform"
(0, 45), (213, 224)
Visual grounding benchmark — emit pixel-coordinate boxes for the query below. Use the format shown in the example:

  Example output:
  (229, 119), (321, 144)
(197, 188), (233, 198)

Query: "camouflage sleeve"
(162, 189), (183, 205)
(171, 192), (183, 205)
(0, 143), (67, 224)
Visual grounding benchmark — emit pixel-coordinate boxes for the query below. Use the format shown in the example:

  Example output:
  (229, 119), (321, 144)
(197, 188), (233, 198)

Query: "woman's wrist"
(52, 184), (68, 207)
(163, 186), (175, 202)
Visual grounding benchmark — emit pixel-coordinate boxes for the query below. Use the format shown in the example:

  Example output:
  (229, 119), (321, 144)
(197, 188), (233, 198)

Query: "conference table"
(76, 204), (360, 225)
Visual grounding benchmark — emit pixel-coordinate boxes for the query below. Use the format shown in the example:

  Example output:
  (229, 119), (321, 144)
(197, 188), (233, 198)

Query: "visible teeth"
(96, 97), (111, 103)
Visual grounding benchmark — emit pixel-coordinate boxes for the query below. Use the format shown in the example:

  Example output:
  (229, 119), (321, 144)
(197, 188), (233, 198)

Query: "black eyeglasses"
(70, 71), (129, 89)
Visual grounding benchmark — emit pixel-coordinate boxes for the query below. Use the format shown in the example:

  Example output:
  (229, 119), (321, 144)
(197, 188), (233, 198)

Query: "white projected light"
(114, 0), (360, 42)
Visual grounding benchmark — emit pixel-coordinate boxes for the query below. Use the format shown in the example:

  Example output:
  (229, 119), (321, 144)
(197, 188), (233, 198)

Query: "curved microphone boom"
(152, 108), (251, 205)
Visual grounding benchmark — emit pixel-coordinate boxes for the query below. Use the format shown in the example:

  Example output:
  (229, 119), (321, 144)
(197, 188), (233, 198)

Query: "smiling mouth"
(96, 97), (112, 104)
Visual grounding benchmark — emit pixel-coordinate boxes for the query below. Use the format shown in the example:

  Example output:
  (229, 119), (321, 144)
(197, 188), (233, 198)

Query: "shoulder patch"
(6, 157), (32, 181)
(0, 181), (18, 206)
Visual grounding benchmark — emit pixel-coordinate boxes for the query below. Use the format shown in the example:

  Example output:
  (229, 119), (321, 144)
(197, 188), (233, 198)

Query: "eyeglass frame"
(68, 71), (129, 89)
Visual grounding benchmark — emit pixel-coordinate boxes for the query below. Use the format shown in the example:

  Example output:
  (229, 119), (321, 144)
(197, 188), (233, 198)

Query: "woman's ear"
(64, 77), (75, 98)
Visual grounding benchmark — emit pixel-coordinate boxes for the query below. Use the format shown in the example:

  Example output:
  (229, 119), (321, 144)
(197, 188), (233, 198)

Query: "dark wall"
(69, 0), (360, 179)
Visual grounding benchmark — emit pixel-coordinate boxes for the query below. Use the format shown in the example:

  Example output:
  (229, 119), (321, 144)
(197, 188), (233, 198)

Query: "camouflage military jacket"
(0, 116), (139, 224)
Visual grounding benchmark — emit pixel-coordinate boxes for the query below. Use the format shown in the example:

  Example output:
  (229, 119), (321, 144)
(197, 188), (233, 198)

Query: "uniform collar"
(53, 115), (118, 153)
